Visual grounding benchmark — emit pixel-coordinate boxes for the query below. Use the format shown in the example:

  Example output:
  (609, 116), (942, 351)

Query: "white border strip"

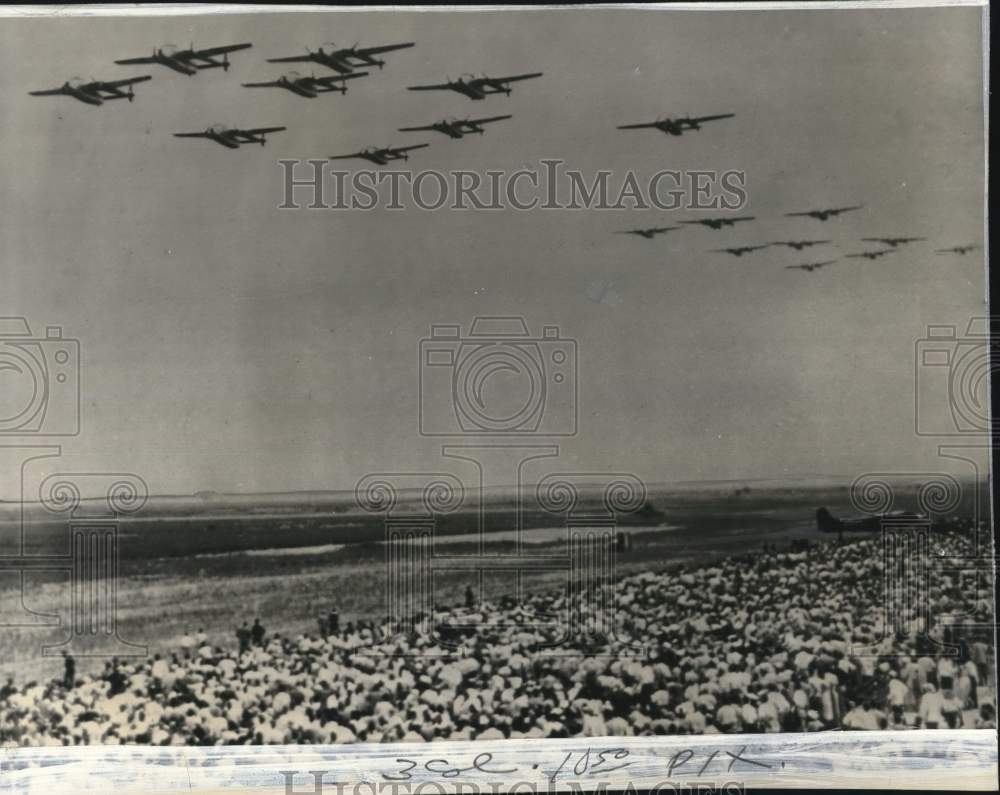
(1, 731), (997, 793)
(0, 1), (989, 17)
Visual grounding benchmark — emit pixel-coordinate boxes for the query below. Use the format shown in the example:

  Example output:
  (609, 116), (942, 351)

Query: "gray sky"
(0, 4), (988, 499)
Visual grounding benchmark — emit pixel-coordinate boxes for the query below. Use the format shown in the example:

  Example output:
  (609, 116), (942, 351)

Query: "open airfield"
(0, 478), (987, 683)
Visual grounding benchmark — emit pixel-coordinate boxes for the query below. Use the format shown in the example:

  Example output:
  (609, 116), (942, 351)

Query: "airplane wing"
(241, 126), (287, 136)
(98, 75), (153, 88)
(617, 122), (658, 129)
(688, 113), (735, 123)
(328, 151), (364, 160)
(394, 143), (430, 153)
(397, 123), (438, 132)
(173, 132), (211, 138)
(114, 56), (158, 65)
(242, 80), (282, 88)
(468, 114), (513, 125)
(356, 42), (415, 57)
(29, 87), (70, 96)
(784, 211), (814, 217)
(267, 53), (315, 64)
(484, 72), (543, 85)
(407, 82), (453, 91)
(191, 42), (253, 59)
(833, 205), (862, 213)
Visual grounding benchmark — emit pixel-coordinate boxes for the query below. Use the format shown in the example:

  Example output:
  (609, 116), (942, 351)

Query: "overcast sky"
(0, 3), (988, 500)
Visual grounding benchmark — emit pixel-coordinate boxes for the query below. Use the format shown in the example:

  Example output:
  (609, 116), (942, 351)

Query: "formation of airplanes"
(31, 38), (546, 160)
(29, 37), (979, 269)
(618, 212), (976, 274)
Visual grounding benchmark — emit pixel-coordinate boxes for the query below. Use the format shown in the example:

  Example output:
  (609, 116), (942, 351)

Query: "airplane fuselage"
(66, 85), (105, 105)
(281, 80), (319, 98)
(455, 82), (488, 100)
(313, 51), (356, 74)
(207, 131), (242, 149)
(656, 122), (685, 135)
(155, 51), (198, 75)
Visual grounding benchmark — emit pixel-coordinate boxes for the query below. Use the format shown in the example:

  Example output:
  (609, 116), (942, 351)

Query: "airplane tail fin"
(816, 507), (843, 533)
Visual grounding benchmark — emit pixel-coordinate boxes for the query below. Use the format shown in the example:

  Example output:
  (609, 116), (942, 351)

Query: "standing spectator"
(251, 618), (266, 647)
(61, 651), (76, 690)
(236, 621), (251, 653)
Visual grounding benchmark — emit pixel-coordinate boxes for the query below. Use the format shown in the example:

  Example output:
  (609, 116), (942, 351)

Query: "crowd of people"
(1, 528), (995, 746)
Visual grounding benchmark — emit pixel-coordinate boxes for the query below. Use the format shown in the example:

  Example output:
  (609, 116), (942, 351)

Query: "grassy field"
(0, 480), (987, 684)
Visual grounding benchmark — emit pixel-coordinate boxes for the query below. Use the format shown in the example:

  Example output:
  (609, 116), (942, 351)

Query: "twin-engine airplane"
(408, 72), (542, 100)
(329, 143), (429, 165)
(267, 42), (414, 74)
(29, 75), (151, 106)
(861, 236), (925, 247)
(816, 507), (924, 534)
(398, 114), (512, 139)
(617, 113), (734, 136)
(618, 226), (681, 239)
(785, 205), (862, 221)
(846, 249), (894, 260)
(680, 216), (755, 230)
(243, 71), (368, 98)
(712, 244), (769, 257)
(770, 240), (831, 251)
(936, 245), (978, 255)
(173, 124), (286, 148)
(115, 43), (252, 76)
(786, 260), (837, 272)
